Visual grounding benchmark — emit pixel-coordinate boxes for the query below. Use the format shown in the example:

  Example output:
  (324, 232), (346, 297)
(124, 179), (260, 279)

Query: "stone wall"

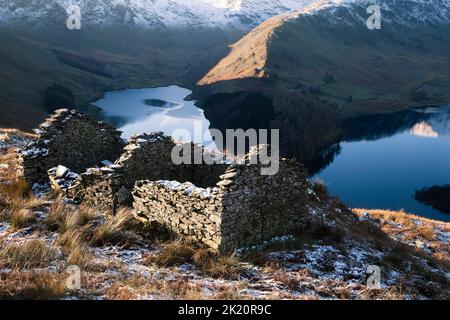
(48, 132), (229, 210)
(116, 133), (183, 188)
(133, 160), (308, 252)
(18, 109), (124, 184)
(31, 110), (310, 251)
(218, 160), (308, 252)
(133, 180), (223, 249)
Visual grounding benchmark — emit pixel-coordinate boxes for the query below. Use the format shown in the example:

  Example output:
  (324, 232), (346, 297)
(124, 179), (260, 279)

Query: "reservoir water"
(92, 86), (214, 146)
(93, 86), (450, 222)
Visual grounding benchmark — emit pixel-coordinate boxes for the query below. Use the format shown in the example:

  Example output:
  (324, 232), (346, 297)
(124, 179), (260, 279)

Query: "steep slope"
(0, 26), (239, 130)
(1, 130), (449, 300)
(197, 13), (289, 85)
(198, 0), (450, 116)
(0, 0), (319, 130)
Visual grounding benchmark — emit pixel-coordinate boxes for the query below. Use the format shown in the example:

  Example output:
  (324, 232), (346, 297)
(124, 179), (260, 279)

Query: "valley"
(93, 85), (450, 221)
(1, 0), (450, 301)
(0, 26), (241, 129)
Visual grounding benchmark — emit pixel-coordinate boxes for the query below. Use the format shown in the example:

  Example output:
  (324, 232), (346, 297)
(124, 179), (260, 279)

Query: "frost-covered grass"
(0, 239), (57, 269)
(0, 134), (449, 300)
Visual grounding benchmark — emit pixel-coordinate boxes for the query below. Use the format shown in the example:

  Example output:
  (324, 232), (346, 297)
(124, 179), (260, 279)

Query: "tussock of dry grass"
(90, 208), (133, 246)
(0, 179), (30, 200)
(0, 240), (56, 269)
(0, 270), (66, 300)
(57, 229), (91, 269)
(0, 150), (20, 182)
(77, 204), (101, 226)
(45, 201), (77, 233)
(415, 225), (436, 241)
(150, 240), (195, 267)
(0, 157), (48, 228)
(46, 201), (101, 233)
(273, 272), (305, 292)
(0, 195), (47, 227)
(146, 241), (242, 280)
(193, 249), (241, 280)
(10, 208), (36, 229)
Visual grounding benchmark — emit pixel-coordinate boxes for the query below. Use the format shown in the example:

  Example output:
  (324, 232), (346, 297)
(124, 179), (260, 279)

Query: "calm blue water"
(92, 85), (215, 147)
(93, 86), (450, 222)
(314, 106), (450, 222)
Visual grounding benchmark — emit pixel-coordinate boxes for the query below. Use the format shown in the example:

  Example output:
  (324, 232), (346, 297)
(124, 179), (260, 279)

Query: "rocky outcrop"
(18, 109), (124, 184)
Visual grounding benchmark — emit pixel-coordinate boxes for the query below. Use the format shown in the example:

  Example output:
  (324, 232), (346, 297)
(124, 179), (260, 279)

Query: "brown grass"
(10, 208), (36, 229)
(45, 201), (77, 233)
(90, 208), (133, 246)
(273, 271), (305, 291)
(0, 180), (30, 200)
(57, 229), (92, 269)
(0, 240), (56, 269)
(146, 241), (242, 280)
(150, 240), (195, 267)
(0, 270), (66, 300)
(415, 225), (436, 241)
(46, 202), (101, 234)
(193, 249), (241, 280)
(77, 204), (101, 226)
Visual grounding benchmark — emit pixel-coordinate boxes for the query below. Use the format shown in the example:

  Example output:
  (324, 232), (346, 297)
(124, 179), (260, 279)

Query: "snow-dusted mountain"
(197, 0), (450, 120)
(0, 0), (316, 29)
(304, 0), (450, 25)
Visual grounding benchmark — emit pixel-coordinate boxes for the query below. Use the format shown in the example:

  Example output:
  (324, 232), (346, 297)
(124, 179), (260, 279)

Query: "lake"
(314, 106), (450, 222)
(93, 86), (450, 222)
(92, 86), (215, 147)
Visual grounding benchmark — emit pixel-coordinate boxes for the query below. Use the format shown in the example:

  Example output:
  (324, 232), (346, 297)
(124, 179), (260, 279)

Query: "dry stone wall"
(218, 160), (308, 252)
(18, 109), (124, 184)
(133, 160), (308, 252)
(24, 110), (309, 251)
(133, 180), (223, 249)
(48, 132), (229, 210)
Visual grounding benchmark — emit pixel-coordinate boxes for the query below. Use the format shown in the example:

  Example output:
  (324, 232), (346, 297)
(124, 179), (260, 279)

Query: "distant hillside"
(199, 0), (450, 117)
(0, 0), (315, 130)
(0, 27), (240, 130)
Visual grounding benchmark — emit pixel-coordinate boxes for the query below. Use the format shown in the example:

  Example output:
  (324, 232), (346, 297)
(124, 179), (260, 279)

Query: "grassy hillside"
(266, 17), (450, 117)
(0, 27), (241, 130)
(198, 11), (450, 118)
(0, 131), (449, 300)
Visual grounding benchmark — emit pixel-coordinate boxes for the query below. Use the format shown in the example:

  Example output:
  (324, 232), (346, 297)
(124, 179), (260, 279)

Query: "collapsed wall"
(24, 109), (310, 251)
(18, 109), (124, 184)
(133, 159), (308, 252)
(49, 132), (229, 210)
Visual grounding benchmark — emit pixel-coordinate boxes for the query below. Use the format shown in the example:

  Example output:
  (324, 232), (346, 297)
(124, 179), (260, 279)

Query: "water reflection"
(313, 105), (450, 221)
(92, 86), (215, 146)
(94, 86), (450, 221)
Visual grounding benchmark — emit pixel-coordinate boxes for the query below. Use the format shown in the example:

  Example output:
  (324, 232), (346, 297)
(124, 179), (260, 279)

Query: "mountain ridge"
(199, 0), (450, 85)
(0, 0), (315, 29)
(198, 0), (450, 117)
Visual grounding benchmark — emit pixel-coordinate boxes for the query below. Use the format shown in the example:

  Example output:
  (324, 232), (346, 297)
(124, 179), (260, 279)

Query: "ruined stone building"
(18, 109), (124, 184)
(18, 109), (309, 252)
